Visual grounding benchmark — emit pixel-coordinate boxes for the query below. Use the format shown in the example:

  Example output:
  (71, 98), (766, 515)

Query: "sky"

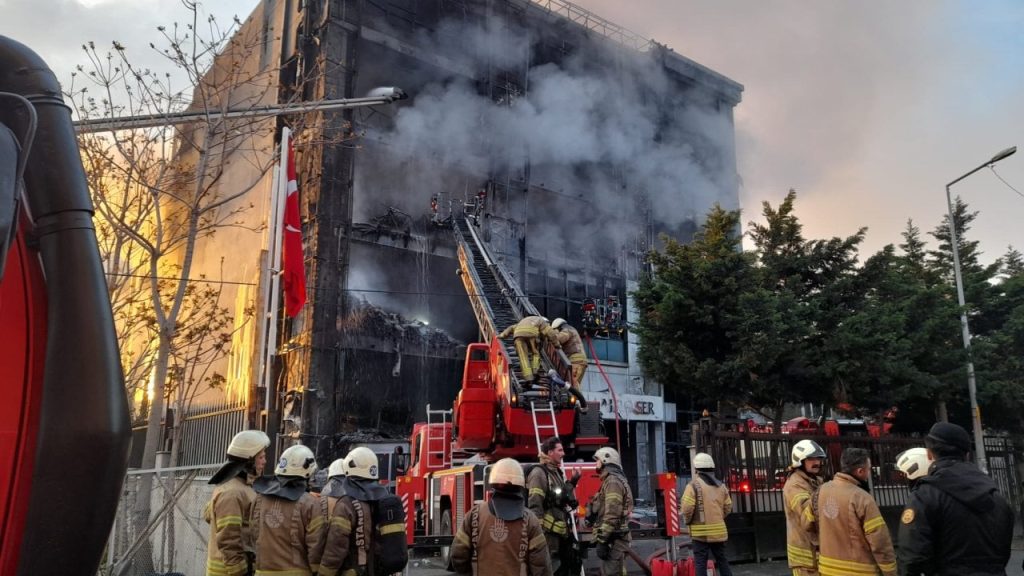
(2, 0), (1022, 264)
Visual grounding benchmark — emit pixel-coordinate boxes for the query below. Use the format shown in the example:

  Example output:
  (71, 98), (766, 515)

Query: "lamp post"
(945, 145), (1016, 474)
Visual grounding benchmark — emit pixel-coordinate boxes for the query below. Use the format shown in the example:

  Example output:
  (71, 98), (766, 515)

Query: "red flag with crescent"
(282, 141), (306, 317)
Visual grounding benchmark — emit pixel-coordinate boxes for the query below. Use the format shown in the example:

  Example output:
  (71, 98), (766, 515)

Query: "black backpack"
(354, 494), (408, 575)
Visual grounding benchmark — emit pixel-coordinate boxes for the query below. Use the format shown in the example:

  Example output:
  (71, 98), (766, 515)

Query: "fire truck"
(0, 36), (130, 575)
(396, 215), (681, 567)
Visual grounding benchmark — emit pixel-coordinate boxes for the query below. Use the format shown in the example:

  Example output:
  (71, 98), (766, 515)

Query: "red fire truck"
(395, 216), (681, 566)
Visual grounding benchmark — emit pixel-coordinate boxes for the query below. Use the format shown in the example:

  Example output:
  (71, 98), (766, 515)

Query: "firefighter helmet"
(896, 447), (931, 480)
(693, 452), (715, 470)
(489, 458), (525, 487)
(791, 439), (827, 468)
(551, 318), (567, 330)
(328, 458), (347, 479)
(345, 446), (379, 480)
(226, 430), (270, 459)
(594, 447), (621, 468)
(275, 445), (317, 478)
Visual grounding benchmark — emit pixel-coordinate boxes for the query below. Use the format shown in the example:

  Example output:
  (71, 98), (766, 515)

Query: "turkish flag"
(281, 141), (306, 317)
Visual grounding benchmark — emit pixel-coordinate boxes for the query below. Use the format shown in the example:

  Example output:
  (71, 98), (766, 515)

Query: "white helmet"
(896, 447), (930, 480)
(693, 452), (715, 470)
(327, 458), (347, 479)
(489, 458), (525, 487)
(275, 444), (317, 478)
(791, 439), (827, 468)
(227, 430), (270, 459)
(594, 447), (621, 468)
(551, 318), (567, 330)
(345, 447), (379, 480)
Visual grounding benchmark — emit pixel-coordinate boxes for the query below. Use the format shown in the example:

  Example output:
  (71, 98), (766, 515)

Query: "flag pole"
(262, 126), (291, 422)
(254, 163), (279, 425)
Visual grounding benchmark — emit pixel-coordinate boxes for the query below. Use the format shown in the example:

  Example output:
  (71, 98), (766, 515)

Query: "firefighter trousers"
(514, 336), (540, 382)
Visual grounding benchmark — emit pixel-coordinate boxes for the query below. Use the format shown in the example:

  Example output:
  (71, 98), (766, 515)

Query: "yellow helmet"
(594, 446), (621, 468)
(345, 446), (380, 480)
(227, 430), (270, 459)
(275, 444), (317, 478)
(488, 458), (525, 487)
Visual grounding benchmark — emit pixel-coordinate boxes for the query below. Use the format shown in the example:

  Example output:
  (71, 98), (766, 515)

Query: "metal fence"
(101, 465), (221, 576)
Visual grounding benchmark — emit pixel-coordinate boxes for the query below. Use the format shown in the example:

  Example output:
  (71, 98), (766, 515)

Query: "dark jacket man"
(899, 423), (1014, 576)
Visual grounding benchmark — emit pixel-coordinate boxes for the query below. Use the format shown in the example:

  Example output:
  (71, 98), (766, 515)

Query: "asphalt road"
(408, 540), (1024, 575)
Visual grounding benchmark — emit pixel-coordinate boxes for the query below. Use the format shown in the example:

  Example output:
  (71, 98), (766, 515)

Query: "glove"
(596, 541), (610, 561)
(568, 470), (582, 486)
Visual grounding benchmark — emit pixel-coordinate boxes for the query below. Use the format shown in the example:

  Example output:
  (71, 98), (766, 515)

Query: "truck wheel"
(439, 509), (455, 572)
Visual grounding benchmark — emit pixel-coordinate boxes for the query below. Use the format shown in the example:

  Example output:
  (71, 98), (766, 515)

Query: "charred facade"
(270, 0), (743, 479)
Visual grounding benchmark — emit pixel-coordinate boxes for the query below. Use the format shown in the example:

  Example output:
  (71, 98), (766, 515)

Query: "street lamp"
(945, 145), (1016, 474)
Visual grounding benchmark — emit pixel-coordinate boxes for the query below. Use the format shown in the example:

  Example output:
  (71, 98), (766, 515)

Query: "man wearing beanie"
(899, 422), (1013, 576)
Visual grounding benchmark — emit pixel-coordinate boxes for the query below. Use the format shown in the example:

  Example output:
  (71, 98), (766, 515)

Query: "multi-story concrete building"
(193, 0), (742, 498)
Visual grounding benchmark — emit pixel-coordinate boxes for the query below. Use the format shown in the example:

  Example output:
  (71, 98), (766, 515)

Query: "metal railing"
(101, 464), (221, 576)
(526, 0), (653, 52)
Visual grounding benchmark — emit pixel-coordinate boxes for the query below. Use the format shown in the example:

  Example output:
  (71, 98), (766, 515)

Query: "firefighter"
(681, 453), (734, 576)
(319, 447), (393, 576)
(898, 422), (1014, 576)
(817, 448), (897, 576)
(498, 315), (561, 386)
(251, 444), (325, 576)
(550, 318), (587, 388)
(895, 447), (930, 490)
(527, 437), (581, 576)
(589, 446), (633, 576)
(783, 439), (827, 576)
(204, 429), (270, 576)
(452, 457), (552, 576)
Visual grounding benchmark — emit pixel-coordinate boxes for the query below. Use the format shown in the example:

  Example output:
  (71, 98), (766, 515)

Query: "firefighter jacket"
(527, 454), (571, 538)
(817, 473), (897, 576)
(204, 475), (257, 576)
(783, 468), (823, 570)
(250, 487), (326, 576)
(319, 478), (391, 576)
(451, 499), (552, 576)
(499, 316), (560, 346)
(681, 472), (731, 543)
(591, 464), (633, 544)
(555, 326), (586, 364)
(898, 458), (1014, 576)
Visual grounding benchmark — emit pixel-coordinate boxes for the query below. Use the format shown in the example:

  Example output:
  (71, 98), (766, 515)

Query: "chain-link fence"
(100, 464), (221, 576)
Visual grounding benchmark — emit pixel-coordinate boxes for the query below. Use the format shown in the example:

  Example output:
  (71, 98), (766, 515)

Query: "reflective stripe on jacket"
(527, 454), (569, 537)
(499, 316), (560, 345)
(204, 476), (256, 576)
(593, 466), (633, 543)
(680, 474), (731, 543)
(783, 468), (823, 570)
(319, 495), (373, 576)
(817, 473), (897, 576)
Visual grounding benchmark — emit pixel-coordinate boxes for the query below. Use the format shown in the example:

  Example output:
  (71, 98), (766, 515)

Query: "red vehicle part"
(0, 36), (130, 575)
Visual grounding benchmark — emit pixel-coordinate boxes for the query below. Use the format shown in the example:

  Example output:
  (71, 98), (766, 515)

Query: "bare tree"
(66, 3), (296, 572)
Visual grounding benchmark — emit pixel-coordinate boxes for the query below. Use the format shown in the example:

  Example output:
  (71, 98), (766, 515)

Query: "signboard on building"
(588, 392), (665, 422)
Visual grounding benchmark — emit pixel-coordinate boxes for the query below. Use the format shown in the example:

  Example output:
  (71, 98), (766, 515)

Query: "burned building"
(236, 0), (743, 495)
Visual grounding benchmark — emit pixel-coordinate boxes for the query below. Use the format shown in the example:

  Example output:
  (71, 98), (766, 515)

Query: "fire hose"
(586, 335), (621, 452)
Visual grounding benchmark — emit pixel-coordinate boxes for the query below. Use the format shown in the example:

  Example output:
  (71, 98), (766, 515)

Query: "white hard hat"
(489, 458), (525, 487)
(551, 318), (567, 330)
(345, 447), (379, 480)
(693, 452), (715, 470)
(791, 439), (827, 468)
(594, 447), (621, 468)
(328, 458), (347, 479)
(896, 447), (931, 480)
(275, 444), (317, 478)
(227, 430), (270, 459)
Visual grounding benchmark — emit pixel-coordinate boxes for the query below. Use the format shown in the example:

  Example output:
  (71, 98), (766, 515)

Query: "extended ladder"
(529, 400), (559, 455)
(425, 404), (452, 469)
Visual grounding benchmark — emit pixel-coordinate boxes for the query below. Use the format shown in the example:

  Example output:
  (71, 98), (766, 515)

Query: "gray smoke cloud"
(353, 15), (737, 263)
